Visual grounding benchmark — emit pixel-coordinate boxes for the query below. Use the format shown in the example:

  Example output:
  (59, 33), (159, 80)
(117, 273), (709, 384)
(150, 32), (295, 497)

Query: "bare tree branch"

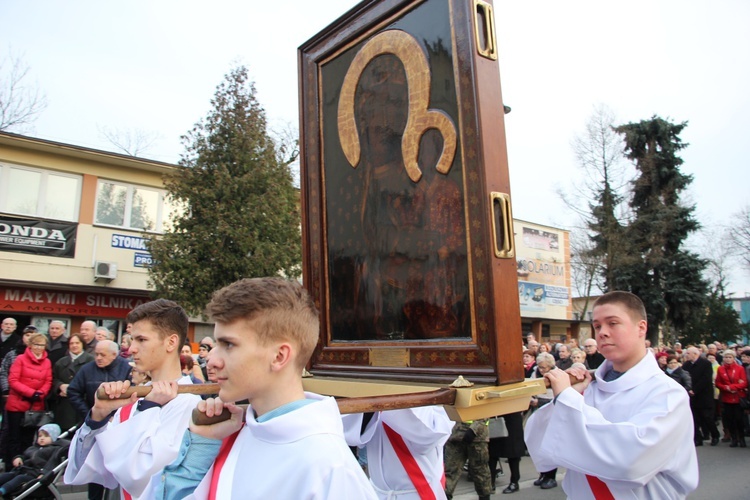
(269, 120), (300, 187)
(0, 49), (47, 132)
(728, 205), (750, 271)
(98, 125), (162, 157)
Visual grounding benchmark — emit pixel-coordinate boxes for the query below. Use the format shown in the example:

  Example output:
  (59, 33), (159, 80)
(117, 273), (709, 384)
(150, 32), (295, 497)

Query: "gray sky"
(2, 0), (749, 295)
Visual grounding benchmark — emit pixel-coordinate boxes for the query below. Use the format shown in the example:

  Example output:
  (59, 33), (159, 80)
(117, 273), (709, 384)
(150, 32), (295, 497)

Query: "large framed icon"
(299, 0), (522, 385)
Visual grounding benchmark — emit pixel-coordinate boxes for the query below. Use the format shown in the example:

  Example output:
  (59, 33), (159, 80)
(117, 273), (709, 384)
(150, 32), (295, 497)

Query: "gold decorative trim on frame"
(337, 29), (458, 183)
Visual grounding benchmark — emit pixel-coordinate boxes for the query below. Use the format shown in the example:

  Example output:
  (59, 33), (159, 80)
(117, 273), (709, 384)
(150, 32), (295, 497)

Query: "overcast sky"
(2, 0), (749, 295)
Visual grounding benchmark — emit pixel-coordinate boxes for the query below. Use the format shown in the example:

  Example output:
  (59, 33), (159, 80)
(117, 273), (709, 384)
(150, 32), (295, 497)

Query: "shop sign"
(0, 217), (77, 258)
(0, 286), (150, 317)
(111, 234), (149, 250)
(133, 252), (154, 268)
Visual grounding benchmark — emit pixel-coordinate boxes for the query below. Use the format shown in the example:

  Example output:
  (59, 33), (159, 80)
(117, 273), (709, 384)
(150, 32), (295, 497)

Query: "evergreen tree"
(682, 287), (743, 346)
(564, 105), (631, 294)
(613, 116), (708, 343)
(148, 66), (301, 316)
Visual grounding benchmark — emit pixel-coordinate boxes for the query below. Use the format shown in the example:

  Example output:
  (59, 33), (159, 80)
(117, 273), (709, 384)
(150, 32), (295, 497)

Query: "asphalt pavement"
(52, 437), (750, 499)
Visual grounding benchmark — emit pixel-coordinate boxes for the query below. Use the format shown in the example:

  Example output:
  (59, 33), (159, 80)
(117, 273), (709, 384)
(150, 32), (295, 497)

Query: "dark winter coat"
(488, 411), (525, 459)
(0, 332), (21, 362)
(0, 341), (27, 395)
(14, 440), (68, 476)
(585, 351), (606, 370)
(683, 356), (715, 409)
(6, 348), (52, 412)
(556, 357), (573, 371)
(45, 334), (69, 367)
(67, 356), (131, 418)
(51, 352), (95, 430)
(666, 366), (692, 392)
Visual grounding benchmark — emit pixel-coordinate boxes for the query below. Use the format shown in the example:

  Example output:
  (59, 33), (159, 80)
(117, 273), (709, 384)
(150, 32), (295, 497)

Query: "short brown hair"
(68, 333), (85, 346)
(593, 291), (647, 322)
(206, 278), (319, 369)
(126, 299), (188, 346)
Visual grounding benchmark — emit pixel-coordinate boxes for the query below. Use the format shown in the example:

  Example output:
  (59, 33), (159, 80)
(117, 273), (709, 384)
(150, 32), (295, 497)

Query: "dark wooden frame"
(298, 0), (522, 385)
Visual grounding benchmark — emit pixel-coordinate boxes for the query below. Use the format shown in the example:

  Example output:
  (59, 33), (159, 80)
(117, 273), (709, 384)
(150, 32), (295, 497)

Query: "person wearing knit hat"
(0, 423), (65, 497)
(39, 423), (61, 442)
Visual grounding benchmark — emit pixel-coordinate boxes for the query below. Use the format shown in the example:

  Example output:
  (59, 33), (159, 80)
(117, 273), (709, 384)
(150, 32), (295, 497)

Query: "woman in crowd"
(569, 347), (588, 368)
(716, 349), (747, 447)
(522, 349), (536, 378)
(130, 362), (151, 386)
(180, 354), (204, 384)
(656, 351), (668, 371)
(5, 333), (52, 462)
(51, 333), (94, 431)
(119, 333), (133, 360)
(665, 354), (692, 392)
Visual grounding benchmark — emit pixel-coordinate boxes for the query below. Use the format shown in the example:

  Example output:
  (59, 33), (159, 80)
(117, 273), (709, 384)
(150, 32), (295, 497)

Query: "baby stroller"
(6, 424), (77, 500)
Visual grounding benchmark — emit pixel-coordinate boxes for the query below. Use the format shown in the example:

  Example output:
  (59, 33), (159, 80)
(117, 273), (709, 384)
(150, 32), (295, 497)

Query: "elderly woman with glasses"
(5, 333), (53, 463)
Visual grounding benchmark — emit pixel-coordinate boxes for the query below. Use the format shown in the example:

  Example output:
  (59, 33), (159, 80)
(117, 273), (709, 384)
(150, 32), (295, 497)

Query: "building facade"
(0, 131), (213, 342)
(514, 219), (574, 344)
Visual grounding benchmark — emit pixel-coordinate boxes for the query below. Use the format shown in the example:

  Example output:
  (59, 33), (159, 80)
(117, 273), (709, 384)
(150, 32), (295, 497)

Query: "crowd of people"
(0, 287), (747, 499)
(0, 315), (216, 498)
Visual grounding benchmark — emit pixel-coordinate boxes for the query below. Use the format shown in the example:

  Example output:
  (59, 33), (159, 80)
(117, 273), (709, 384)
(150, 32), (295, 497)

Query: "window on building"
(94, 180), (175, 232)
(0, 163), (81, 221)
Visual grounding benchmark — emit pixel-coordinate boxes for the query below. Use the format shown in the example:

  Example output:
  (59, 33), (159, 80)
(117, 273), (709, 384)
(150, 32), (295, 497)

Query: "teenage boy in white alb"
(524, 291), (698, 499)
(165, 277), (377, 499)
(64, 299), (201, 499)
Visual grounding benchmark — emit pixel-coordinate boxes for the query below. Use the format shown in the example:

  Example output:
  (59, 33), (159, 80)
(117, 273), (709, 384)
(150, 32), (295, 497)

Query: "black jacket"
(14, 440), (68, 476)
(683, 356), (714, 409)
(586, 351), (606, 370)
(667, 366), (692, 392)
(67, 356), (131, 418)
(0, 332), (21, 362)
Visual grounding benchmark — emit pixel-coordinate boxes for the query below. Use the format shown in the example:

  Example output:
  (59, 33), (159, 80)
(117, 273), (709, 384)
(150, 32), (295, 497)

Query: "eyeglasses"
(31, 343), (47, 348)
(583, 345), (596, 348)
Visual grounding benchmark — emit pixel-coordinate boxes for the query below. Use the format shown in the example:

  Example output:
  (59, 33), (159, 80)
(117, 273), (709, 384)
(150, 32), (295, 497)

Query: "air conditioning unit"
(94, 261), (118, 280)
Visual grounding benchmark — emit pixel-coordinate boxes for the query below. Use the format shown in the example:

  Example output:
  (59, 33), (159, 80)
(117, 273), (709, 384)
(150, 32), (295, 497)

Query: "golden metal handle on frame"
(490, 192), (515, 259)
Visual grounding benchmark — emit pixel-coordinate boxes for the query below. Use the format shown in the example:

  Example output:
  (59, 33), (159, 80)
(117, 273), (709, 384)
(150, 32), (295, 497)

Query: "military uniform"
(444, 419), (492, 499)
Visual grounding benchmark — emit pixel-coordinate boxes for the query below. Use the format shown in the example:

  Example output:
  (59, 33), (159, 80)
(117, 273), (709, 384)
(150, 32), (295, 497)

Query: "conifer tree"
(613, 116), (708, 342)
(148, 66), (301, 316)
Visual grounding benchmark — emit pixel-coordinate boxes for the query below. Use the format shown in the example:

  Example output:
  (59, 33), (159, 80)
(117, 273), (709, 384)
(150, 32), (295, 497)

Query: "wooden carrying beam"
(97, 376), (550, 424)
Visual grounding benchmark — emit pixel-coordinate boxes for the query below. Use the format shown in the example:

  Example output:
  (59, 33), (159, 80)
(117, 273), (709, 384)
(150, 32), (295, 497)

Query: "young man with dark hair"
(164, 277), (376, 499)
(65, 299), (202, 499)
(525, 291), (698, 499)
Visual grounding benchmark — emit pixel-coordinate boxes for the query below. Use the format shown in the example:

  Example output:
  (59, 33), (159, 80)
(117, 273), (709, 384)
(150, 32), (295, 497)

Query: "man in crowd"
(68, 341), (132, 419)
(683, 346), (720, 446)
(708, 343), (722, 364)
(0, 318), (19, 416)
(95, 327), (115, 342)
(79, 321), (98, 354)
(0, 318), (19, 361)
(583, 338), (605, 369)
(555, 344), (573, 370)
(46, 320), (69, 366)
